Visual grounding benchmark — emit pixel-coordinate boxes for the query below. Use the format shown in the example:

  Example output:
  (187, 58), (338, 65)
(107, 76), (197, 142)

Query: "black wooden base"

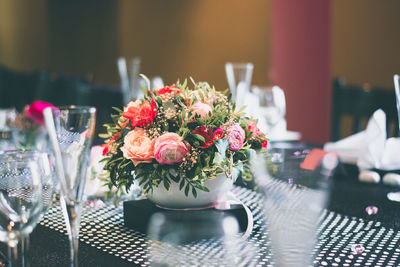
(123, 199), (248, 234)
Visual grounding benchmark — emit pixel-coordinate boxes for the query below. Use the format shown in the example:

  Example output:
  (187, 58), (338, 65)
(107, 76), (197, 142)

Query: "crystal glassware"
(0, 150), (55, 266)
(225, 62), (254, 108)
(0, 154), (44, 267)
(394, 74), (400, 132)
(252, 85), (286, 134)
(117, 57), (142, 104)
(0, 108), (17, 151)
(251, 148), (338, 266)
(148, 211), (251, 266)
(51, 106), (96, 267)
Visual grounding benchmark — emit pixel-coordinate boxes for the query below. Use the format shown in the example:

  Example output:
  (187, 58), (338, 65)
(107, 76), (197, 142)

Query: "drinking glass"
(0, 150), (55, 266)
(51, 106), (96, 267)
(394, 74), (400, 132)
(148, 211), (251, 266)
(0, 108), (17, 151)
(0, 155), (44, 267)
(252, 85), (286, 133)
(117, 57), (142, 104)
(251, 148), (338, 266)
(225, 62), (254, 108)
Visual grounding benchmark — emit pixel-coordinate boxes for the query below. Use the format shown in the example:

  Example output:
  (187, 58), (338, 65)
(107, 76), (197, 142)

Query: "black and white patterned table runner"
(40, 187), (400, 266)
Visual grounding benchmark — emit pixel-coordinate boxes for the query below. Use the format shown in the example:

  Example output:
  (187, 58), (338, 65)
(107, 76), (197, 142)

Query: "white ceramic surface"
(145, 174), (233, 209)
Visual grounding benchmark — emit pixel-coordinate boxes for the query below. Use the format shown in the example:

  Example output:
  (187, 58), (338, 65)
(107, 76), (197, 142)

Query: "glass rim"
(0, 149), (49, 158)
(225, 62), (254, 69)
(56, 105), (96, 113)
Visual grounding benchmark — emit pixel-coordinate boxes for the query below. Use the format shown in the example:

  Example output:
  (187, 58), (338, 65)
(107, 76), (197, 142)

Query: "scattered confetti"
(365, 206), (378, 215)
(351, 244), (365, 255)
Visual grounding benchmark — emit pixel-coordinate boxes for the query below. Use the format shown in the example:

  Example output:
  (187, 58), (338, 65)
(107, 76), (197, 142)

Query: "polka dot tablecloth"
(40, 187), (400, 267)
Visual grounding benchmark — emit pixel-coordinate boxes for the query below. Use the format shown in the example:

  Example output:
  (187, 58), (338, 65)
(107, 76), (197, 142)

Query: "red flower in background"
(192, 125), (214, 148)
(25, 101), (54, 124)
(156, 85), (182, 100)
(122, 99), (157, 127)
(261, 139), (268, 149)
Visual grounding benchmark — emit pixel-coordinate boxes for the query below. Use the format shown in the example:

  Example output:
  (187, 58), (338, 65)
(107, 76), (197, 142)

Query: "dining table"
(1, 142), (400, 267)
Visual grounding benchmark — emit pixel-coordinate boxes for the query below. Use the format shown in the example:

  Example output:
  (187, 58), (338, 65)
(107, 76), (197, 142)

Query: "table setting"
(0, 65), (400, 267)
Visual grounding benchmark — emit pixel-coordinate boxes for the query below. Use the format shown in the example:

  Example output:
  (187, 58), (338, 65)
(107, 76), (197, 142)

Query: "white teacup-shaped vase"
(145, 174), (233, 209)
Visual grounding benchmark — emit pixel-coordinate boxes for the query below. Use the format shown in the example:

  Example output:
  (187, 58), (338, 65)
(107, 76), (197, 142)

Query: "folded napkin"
(85, 145), (109, 197)
(324, 109), (400, 170)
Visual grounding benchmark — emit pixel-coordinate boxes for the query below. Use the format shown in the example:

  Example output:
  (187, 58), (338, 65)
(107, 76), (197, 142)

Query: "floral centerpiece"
(101, 77), (267, 207)
(11, 100), (54, 150)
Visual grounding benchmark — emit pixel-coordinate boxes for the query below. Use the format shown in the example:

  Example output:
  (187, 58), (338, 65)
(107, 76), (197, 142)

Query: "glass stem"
(61, 197), (82, 267)
(7, 242), (20, 267)
(21, 235), (30, 267)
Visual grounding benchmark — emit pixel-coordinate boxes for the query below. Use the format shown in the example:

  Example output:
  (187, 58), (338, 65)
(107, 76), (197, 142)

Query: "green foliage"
(100, 76), (269, 199)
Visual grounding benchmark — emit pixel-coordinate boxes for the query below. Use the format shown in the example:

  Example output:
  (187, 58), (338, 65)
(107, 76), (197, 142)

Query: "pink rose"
(227, 124), (245, 151)
(154, 133), (190, 164)
(191, 102), (212, 118)
(26, 101), (55, 124)
(121, 128), (155, 166)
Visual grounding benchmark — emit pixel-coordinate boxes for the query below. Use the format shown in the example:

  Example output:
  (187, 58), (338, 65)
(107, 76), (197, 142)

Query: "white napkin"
(85, 146), (109, 197)
(324, 109), (400, 170)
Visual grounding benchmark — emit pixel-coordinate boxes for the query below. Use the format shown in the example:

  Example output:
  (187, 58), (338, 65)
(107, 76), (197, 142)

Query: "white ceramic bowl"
(146, 174), (233, 209)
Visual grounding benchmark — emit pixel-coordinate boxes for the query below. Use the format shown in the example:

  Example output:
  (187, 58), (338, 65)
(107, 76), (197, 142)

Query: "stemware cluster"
(0, 105), (96, 267)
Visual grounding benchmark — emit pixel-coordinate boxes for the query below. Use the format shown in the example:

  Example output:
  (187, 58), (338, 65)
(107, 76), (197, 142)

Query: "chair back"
(331, 78), (399, 141)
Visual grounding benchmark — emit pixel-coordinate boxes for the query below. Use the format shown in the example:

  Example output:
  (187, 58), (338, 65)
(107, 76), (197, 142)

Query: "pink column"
(270, 0), (331, 144)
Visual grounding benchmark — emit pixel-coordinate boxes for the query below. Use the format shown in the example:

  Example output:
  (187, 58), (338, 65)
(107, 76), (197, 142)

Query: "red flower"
(25, 101), (55, 124)
(261, 138), (268, 149)
(192, 125), (214, 148)
(102, 132), (122, 156)
(212, 127), (224, 141)
(122, 99), (157, 127)
(156, 85), (181, 100)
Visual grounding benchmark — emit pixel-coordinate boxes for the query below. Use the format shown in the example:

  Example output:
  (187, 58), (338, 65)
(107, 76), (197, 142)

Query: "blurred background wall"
(0, 0), (399, 143)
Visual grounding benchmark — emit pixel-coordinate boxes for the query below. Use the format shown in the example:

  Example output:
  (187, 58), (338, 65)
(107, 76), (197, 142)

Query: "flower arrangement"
(11, 101), (54, 149)
(101, 78), (268, 197)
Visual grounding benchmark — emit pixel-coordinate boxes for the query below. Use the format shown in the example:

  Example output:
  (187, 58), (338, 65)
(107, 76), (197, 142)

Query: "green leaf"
(140, 74), (151, 90)
(163, 178), (170, 190)
(231, 162), (244, 182)
(213, 139), (229, 164)
(112, 107), (123, 113)
(192, 134), (205, 142)
(184, 183), (190, 196)
(192, 187), (197, 198)
(246, 148), (257, 162)
(179, 179), (185, 190)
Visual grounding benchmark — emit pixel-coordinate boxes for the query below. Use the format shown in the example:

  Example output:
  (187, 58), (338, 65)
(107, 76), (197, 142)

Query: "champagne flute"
(252, 85), (286, 134)
(45, 106), (96, 267)
(148, 211), (248, 267)
(225, 62), (254, 108)
(394, 74), (400, 132)
(251, 148), (338, 266)
(0, 155), (44, 267)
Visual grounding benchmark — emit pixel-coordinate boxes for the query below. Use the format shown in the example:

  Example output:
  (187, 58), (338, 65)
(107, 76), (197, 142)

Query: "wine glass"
(48, 106), (96, 267)
(251, 148), (338, 266)
(252, 85), (286, 134)
(225, 62), (254, 108)
(0, 150), (55, 266)
(0, 154), (44, 267)
(117, 57), (142, 104)
(0, 108), (17, 151)
(394, 75), (400, 132)
(148, 211), (250, 266)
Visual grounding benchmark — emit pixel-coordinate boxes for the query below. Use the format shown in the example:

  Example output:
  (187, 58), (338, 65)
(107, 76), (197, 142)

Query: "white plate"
(268, 130), (301, 142)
